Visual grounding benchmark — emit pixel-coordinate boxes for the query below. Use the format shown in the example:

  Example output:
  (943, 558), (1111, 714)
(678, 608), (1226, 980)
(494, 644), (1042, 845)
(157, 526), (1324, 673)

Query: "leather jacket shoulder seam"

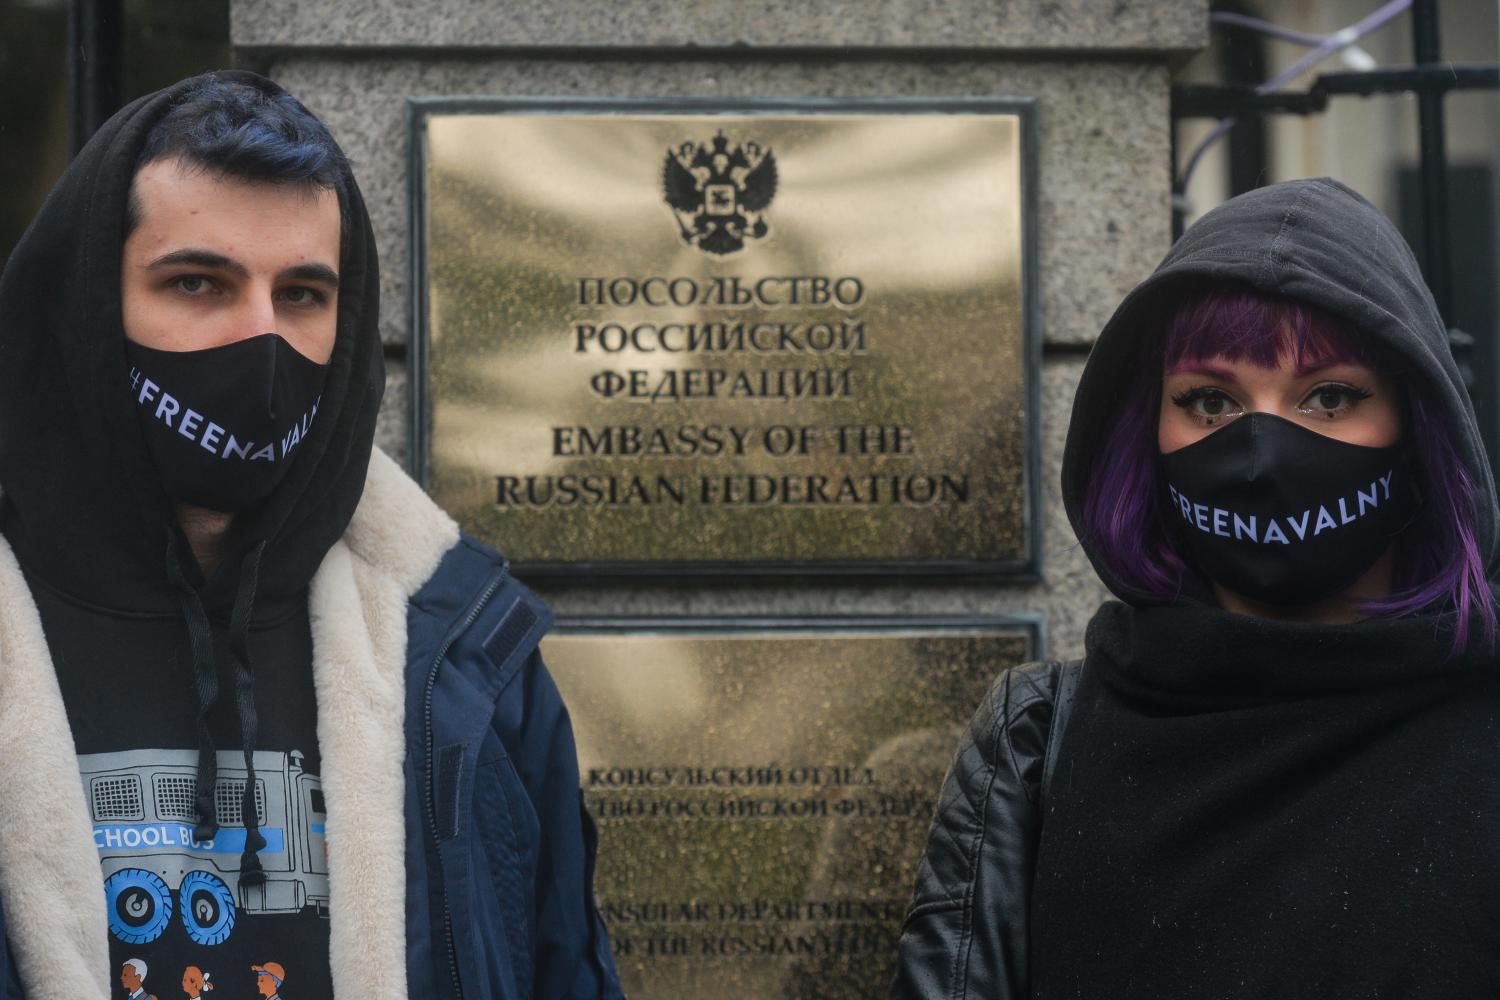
(946, 670), (1006, 995)
(1001, 694), (1047, 808)
(952, 667), (1035, 996)
(1041, 658), (1084, 804)
(997, 661), (1063, 808)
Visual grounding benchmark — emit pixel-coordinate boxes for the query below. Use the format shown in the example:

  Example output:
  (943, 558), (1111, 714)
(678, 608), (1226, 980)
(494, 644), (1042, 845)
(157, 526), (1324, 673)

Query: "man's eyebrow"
(281, 262), (340, 289)
(143, 248), (249, 278)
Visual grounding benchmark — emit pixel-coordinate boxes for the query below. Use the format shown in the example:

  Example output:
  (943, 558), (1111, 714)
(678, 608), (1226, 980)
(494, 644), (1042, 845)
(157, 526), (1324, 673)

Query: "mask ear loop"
(1393, 379), (1426, 531)
(1390, 440), (1426, 537)
(1371, 442), (1427, 615)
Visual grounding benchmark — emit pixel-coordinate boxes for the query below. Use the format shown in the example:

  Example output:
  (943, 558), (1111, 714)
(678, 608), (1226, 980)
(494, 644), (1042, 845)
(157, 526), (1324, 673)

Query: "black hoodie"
(0, 71), (383, 993)
(1063, 177), (1498, 598)
(0, 70), (383, 615)
(1031, 179), (1500, 996)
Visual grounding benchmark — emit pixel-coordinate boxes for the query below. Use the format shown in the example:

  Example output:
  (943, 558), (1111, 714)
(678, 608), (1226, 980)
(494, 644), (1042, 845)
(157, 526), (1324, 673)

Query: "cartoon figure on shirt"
(252, 962), (286, 999)
(181, 965), (214, 998)
(121, 958), (158, 1000)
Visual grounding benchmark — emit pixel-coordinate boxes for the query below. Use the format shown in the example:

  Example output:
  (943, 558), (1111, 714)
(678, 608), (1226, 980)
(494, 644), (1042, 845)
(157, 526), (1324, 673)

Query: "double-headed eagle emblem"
(663, 132), (778, 256)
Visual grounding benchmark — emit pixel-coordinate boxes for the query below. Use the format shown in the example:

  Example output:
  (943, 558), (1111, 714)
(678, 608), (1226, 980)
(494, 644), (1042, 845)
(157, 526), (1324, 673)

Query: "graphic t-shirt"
(32, 574), (332, 1000)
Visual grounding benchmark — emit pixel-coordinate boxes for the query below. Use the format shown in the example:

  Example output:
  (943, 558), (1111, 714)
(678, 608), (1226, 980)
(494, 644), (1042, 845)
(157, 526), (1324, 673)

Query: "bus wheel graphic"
(105, 869), (172, 944)
(180, 871), (237, 946)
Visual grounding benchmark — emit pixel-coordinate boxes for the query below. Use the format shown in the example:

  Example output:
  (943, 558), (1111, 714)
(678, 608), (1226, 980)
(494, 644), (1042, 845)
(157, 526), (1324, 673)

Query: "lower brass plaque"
(411, 98), (1040, 576)
(542, 617), (1038, 998)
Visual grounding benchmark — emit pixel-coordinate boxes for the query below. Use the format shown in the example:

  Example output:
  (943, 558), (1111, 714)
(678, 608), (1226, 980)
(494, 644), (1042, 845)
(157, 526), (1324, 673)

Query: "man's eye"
(173, 275), (213, 295)
(278, 286), (326, 307)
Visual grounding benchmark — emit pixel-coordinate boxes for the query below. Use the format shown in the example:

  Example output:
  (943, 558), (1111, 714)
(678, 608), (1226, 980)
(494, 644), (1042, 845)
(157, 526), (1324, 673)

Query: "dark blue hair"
(125, 76), (348, 234)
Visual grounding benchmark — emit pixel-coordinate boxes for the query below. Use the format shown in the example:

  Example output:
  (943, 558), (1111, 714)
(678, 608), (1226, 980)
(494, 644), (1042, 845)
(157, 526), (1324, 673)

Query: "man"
(120, 960), (156, 1000)
(0, 72), (620, 998)
(251, 963), (284, 999)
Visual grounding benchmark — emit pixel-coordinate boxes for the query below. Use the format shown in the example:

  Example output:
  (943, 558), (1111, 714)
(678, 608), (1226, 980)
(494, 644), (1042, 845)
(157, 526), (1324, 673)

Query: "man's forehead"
(126, 156), (341, 263)
(131, 154), (333, 202)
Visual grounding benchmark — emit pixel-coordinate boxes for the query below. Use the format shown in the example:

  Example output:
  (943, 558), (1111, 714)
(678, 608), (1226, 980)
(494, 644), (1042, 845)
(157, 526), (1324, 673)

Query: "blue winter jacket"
(0, 534), (622, 1000)
(402, 536), (622, 1000)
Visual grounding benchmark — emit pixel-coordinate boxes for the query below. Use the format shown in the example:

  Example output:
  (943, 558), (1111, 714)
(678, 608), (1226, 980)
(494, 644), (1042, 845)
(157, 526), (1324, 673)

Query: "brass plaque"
(411, 99), (1039, 575)
(543, 617), (1038, 997)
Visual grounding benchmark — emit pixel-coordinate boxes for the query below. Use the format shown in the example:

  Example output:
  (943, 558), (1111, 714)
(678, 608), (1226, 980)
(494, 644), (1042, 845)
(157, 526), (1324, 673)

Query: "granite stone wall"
(233, 1), (1206, 660)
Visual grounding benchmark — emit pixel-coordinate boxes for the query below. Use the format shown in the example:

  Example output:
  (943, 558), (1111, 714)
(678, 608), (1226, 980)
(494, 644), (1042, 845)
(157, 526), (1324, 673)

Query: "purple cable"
(1180, 0), (1414, 189)
(1210, 12), (1329, 48)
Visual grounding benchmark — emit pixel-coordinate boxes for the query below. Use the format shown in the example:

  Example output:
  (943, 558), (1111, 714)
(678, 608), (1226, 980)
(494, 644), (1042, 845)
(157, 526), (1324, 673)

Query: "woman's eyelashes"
(1169, 382), (1374, 427)
(1295, 383), (1372, 419)
(1170, 386), (1242, 427)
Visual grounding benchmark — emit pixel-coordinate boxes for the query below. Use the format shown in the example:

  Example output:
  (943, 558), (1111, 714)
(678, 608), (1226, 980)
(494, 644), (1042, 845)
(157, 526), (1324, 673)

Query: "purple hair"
(1081, 287), (1496, 651)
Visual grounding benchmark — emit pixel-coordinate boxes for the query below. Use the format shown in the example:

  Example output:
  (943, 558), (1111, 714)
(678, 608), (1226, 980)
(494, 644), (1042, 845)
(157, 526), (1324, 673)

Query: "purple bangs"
(1082, 287), (1495, 652)
(1161, 291), (1373, 374)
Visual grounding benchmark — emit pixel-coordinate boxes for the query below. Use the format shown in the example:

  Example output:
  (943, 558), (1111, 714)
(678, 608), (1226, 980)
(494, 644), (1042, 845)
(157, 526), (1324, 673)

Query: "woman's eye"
(1195, 394), (1229, 416)
(1172, 388), (1242, 426)
(1298, 384), (1371, 418)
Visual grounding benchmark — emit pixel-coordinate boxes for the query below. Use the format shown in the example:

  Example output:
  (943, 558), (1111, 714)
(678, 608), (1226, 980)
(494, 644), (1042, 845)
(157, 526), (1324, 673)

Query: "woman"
(891, 178), (1500, 999)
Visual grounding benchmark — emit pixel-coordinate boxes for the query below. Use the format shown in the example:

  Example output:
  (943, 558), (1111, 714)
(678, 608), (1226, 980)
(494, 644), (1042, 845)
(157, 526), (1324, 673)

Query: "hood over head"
(0, 69), (383, 618)
(1061, 177), (1498, 606)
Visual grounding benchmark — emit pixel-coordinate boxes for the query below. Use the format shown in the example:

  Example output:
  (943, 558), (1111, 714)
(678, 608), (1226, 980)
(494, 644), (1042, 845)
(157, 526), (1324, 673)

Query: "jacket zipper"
(424, 567), (508, 1000)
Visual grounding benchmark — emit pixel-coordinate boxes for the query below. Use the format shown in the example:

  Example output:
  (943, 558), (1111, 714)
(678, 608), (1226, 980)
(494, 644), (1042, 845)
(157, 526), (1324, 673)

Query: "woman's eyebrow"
(1293, 359), (1356, 376)
(1165, 362), (1238, 380)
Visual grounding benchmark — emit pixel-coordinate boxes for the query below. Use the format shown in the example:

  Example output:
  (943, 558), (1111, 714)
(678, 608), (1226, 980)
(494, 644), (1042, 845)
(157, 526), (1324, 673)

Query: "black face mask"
(125, 333), (328, 512)
(1158, 413), (1416, 606)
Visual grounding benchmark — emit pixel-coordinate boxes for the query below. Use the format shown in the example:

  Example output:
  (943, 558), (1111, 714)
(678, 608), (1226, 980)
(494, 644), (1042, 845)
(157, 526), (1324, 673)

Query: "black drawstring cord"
(166, 529), (271, 889)
(230, 540), (268, 888)
(165, 530), (222, 843)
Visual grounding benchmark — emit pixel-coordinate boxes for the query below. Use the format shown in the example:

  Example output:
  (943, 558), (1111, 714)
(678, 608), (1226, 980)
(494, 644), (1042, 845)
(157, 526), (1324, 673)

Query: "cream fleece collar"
(0, 449), (458, 998)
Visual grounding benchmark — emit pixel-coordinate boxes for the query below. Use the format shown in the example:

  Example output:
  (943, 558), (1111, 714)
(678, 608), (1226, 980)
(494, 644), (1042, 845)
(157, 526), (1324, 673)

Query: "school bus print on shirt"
(81, 748), (330, 947)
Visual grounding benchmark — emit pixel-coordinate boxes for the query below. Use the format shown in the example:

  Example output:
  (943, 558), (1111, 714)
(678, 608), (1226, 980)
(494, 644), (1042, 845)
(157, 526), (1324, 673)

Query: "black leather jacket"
(889, 659), (1081, 999)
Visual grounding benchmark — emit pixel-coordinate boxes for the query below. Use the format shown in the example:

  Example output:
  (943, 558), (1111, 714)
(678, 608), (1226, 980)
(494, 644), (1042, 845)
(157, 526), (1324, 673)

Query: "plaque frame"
(549, 611), (1044, 658)
(407, 96), (1043, 581)
(543, 612), (1043, 996)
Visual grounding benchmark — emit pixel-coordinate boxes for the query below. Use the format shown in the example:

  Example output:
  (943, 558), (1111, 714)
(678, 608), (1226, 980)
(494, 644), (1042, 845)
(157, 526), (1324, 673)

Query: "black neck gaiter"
(1030, 601), (1500, 999)
(125, 334), (327, 512)
(1159, 413), (1415, 605)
